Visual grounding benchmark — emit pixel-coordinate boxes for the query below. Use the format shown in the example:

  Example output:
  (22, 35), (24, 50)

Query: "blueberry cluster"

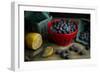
(55, 50), (69, 59)
(55, 44), (87, 59)
(69, 44), (80, 52)
(51, 19), (77, 34)
(69, 44), (86, 55)
(79, 32), (90, 43)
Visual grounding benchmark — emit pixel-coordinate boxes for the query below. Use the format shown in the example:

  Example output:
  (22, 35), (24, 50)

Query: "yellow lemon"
(25, 33), (43, 50)
(42, 46), (54, 57)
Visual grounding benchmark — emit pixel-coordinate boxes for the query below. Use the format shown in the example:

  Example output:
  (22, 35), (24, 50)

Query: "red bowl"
(48, 19), (78, 46)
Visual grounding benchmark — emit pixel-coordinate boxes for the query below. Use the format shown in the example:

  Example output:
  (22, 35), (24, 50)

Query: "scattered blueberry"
(60, 51), (69, 59)
(69, 47), (73, 51)
(85, 45), (90, 50)
(73, 48), (79, 52)
(65, 50), (69, 53)
(69, 44), (80, 53)
(78, 51), (86, 55)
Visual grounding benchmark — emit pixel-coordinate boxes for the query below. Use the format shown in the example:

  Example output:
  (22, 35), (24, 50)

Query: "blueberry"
(60, 27), (63, 30)
(66, 31), (69, 34)
(71, 45), (79, 52)
(58, 22), (61, 25)
(66, 27), (69, 31)
(60, 51), (69, 59)
(61, 31), (66, 34)
(69, 47), (73, 51)
(56, 26), (60, 30)
(61, 31), (64, 34)
(78, 51), (84, 55)
(63, 24), (67, 28)
(74, 49), (79, 52)
(58, 30), (62, 33)
(85, 45), (90, 50)
(61, 19), (65, 23)
(69, 46), (78, 52)
(60, 24), (64, 28)
(63, 26), (66, 30)
(65, 50), (69, 53)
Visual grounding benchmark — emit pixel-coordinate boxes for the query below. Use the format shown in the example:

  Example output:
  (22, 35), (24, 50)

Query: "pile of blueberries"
(51, 19), (77, 34)
(79, 32), (90, 43)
